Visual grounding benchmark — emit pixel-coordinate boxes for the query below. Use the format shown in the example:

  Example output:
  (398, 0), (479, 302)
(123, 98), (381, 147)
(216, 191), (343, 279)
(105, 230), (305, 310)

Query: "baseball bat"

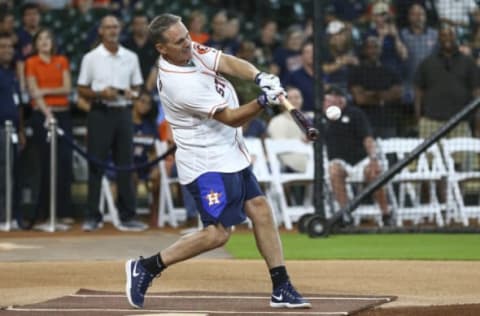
(278, 95), (319, 141)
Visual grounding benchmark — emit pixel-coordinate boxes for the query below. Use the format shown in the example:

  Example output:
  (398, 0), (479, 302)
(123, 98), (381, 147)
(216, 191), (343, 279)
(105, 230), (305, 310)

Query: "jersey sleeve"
(191, 42), (221, 72)
(77, 54), (91, 86)
(131, 53), (144, 86)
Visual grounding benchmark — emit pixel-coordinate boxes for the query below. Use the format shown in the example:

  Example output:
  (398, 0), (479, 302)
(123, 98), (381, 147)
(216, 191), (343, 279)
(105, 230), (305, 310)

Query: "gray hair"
(148, 13), (181, 44)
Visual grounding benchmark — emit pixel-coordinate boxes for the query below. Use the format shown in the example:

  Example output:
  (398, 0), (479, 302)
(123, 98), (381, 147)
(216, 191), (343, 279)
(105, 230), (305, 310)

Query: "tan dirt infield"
(1, 226), (480, 315)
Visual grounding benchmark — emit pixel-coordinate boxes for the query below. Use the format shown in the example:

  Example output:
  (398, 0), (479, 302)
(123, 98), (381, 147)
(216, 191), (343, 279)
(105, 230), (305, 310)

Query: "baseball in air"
(326, 105), (342, 120)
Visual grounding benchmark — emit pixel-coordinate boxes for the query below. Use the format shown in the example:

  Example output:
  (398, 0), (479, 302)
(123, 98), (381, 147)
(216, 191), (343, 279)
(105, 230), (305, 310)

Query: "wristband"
(254, 72), (265, 85)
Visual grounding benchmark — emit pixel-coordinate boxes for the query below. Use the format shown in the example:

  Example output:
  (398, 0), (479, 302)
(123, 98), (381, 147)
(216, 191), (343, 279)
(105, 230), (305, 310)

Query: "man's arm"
(213, 99), (263, 128)
(363, 136), (378, 159)
(217, 53), (260, 81)
(414, 87), (423, 122)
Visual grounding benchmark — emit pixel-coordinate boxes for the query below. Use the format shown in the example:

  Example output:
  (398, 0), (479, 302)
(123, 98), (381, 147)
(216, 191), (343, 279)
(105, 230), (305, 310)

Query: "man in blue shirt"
(0, 32), (24, 224)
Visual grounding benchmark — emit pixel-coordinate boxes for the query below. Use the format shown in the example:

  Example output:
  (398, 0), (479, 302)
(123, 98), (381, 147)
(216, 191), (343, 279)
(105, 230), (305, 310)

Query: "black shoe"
(382, 213), (394, 227)
(82, 219), (103, 232)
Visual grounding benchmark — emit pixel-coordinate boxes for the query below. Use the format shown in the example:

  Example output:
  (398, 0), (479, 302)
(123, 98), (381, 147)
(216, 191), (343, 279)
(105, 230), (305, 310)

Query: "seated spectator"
(253, 19), (280, 70)
(322, 20), (359, 93)
(131, 92), (160, 226)
(285, 40), (315, 112)
(365, 1), (408, 78)
(204, 10), (228, 51)
(267, 86), (309, 173)
(272, 25), (304, 82)
(349, 35), (403, 138)
(222, 11), (242, 56)
(187, 10), (209, 44)
(323, 86), (391, 224)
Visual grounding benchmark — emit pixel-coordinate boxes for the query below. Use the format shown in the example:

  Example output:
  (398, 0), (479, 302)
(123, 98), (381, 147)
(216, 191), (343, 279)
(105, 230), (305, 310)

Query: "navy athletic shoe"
(270, 281), (312, 308)
(125, 258), (156, 308)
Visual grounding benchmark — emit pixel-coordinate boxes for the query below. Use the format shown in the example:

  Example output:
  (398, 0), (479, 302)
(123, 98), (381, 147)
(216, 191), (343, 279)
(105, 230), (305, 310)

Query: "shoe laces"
(282, 282), (301, 300)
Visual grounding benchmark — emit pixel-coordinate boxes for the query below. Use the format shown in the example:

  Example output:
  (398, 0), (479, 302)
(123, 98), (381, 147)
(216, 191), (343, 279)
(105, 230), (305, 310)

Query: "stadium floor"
(1, 223), (480, 315)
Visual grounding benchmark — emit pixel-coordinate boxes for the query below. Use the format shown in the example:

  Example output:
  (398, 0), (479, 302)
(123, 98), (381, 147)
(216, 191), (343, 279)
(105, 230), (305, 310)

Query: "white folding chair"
(155, 140), (187, 228)
(264, 138), (315, 230)
(377, 138), (446, 227)
(99, 175), (122, 227)
(243, 137), (279, 226)
(441, 137), (480, 226)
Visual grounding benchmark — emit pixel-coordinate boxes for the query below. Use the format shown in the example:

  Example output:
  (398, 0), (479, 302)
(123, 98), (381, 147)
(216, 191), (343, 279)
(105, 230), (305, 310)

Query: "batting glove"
(255, 72), (281, 90)
(257, 87), (286, 107)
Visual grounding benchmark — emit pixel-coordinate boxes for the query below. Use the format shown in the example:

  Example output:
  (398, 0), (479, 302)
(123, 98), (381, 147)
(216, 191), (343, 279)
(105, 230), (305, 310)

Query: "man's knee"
(246, 196), (273, 224)
(204, 225), (231, 249)
(329, 162), (346, 180)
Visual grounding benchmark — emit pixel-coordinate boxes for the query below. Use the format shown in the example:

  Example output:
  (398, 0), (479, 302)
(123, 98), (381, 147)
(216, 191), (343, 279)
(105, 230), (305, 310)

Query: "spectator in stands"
(267, 86), (309, 173)
(0, 11), (17, 45)
(400, 3), (438, 106)
(222, 12), (242, 56)
(469, 26), (480, 66)
(272, 25), (304, 83)
(122, 11), (157, 83)
(0, 32), (24, 224)
(393, 0), (438, 28)
(323, 86), (390, 225)
(285, 40), (315, 113)
(326, 0), (369, 26)
(205, 10), (228, 51)
(436, 0), (479, 41)
(365, 1), (408, 78)
(25, 28), (73, 223)
(77, 15), (146, 232)
(187, 10), (209, 44)
(131, 91), (160, 226)
(322, 20), (359, 93)
(349, 35), (403, 138)
(254, 19), (280, 71)
(16, 3), (41, 100)
(414, 25), (480, 139)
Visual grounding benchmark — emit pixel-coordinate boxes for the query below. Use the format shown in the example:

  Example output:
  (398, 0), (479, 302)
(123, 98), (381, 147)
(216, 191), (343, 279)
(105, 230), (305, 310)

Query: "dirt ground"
(1, 226), (480, 315)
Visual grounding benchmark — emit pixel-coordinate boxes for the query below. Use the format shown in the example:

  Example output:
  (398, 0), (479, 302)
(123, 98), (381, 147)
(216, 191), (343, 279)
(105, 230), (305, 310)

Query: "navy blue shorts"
(184, 167), (264, 227)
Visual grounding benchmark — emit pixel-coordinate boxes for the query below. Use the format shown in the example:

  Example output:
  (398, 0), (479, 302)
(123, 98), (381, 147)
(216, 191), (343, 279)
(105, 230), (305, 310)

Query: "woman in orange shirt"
(25, 28), (73, 222)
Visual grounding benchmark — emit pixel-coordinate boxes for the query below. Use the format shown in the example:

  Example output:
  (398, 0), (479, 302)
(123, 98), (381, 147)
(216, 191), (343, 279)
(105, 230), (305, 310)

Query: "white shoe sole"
(125, 259), (142, 309)
(270, 301), (312, 308)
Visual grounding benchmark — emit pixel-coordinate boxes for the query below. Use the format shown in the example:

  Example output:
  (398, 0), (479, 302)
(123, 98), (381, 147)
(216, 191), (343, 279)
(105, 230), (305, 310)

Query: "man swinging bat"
(124, 13), (312, 310)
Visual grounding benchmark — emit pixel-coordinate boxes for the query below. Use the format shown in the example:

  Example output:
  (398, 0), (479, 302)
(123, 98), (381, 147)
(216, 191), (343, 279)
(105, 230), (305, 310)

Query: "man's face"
(131, 16), (148, 36)
(0, 37), (14, 66)
(287, 88), (303, 110)
(301, 43), (313, 68)
(408, 4), (426, 29)
(99, 16), (121, 44)
(158, 21), (192, 65)
(23, 8), (40, 29)
(439, 28), (456, 52)
(323, 94), (346, 112)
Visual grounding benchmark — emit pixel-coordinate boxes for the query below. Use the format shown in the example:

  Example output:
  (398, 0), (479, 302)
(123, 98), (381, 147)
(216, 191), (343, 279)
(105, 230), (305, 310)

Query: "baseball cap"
(372, 2), (390, 15)
(326, 20), (345, 35)
(324, 85), (347, 98)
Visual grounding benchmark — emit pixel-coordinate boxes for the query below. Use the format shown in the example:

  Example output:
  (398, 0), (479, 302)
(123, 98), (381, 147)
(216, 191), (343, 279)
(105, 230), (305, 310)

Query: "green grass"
(225, 233), (480, 260)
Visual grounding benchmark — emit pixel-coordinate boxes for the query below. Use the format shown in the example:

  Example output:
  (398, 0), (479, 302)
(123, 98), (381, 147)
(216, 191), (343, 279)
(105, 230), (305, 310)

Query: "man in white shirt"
(77, 15), (147, 232)
(125, 14), (311, 310)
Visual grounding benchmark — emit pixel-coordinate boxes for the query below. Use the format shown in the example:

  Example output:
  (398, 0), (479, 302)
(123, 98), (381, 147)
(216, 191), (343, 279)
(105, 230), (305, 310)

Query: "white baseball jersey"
(157, 42), (251, 184)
